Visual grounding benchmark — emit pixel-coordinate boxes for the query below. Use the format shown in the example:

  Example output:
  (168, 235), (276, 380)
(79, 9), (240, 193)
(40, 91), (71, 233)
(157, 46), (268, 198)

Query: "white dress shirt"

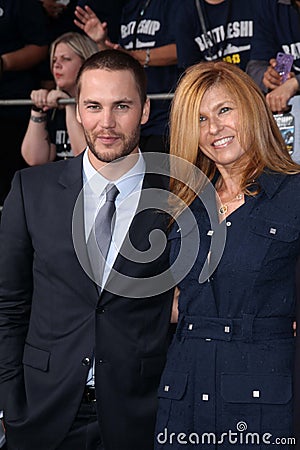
(83, 148), (145, 287)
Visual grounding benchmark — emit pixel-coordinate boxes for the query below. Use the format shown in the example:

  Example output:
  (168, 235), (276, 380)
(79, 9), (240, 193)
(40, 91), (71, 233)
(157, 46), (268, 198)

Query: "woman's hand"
(30, 89), (50, 112)
(171, 287), (180, 323)
(31, 89), (70, 111)
(46, 89), (70, 109)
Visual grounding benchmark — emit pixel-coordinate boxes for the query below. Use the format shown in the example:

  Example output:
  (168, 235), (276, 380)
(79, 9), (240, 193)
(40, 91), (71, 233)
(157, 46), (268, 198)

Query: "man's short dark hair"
(76, 49), (147, 106)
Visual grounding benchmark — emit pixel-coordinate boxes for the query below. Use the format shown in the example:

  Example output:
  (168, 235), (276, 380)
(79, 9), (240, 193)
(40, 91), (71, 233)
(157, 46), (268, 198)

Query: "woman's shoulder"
(281, 171), (300, 189)
(259, 169), (300, 191)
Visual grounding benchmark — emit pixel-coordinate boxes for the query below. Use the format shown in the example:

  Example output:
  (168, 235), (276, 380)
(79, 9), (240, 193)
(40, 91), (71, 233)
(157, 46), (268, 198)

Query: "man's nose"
(101, 109), (116, 128)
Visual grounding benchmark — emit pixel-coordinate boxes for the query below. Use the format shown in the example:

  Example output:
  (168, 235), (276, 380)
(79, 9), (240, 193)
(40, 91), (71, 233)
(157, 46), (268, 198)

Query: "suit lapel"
(60, 155), (169, 305)
(58, 154), (100, 304)
(100, 171), (170, 304)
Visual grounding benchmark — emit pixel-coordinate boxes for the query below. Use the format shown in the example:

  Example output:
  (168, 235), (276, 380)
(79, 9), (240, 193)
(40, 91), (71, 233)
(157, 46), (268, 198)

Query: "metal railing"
(1, 93), (299, 213)
(0, 93), (174, 212)
(0, 93), (174, 107)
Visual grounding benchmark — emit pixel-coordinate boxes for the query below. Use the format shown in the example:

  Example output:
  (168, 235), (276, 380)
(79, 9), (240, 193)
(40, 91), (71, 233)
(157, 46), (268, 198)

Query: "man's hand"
(74, 5), (108, 49)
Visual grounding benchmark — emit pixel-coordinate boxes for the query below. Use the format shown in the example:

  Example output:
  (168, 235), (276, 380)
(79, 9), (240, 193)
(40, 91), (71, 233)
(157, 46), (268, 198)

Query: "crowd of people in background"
(1, 0), (300, 207)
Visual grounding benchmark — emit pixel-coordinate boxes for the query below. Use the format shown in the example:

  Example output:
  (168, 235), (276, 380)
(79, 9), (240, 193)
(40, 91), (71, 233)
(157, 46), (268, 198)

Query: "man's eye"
(116, 104), (129, 110)
(87, 104), (101, 110)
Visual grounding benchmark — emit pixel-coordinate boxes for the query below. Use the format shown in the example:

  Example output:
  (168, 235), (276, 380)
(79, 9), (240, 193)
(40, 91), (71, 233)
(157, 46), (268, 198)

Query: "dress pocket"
(249, 218), (299, 243)
(158, 371), (188, 400)
(220, 372), (293, 436)
(221, 372), (292, 405)
(233, 216), (300, 271)
(156, 371), (189, 433)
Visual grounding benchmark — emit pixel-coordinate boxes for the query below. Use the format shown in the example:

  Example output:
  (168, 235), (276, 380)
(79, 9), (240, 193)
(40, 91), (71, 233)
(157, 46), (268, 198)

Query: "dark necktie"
(87, 183), (119, 288)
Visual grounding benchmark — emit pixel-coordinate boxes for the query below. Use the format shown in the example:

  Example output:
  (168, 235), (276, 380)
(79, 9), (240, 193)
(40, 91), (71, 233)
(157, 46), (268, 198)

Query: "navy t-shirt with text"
(175, 0), (257, 70)
(119, 0), (181, 137)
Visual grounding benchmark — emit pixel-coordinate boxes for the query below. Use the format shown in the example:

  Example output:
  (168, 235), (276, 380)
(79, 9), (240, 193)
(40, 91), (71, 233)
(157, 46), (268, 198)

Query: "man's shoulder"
(143, 153), (170, 190)
(19, 154), (83, 185)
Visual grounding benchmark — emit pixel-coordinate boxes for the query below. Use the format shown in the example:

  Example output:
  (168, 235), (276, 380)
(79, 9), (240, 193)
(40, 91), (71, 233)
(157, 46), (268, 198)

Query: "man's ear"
(76, 104), (82, 124)
(141, 97), (150, 125)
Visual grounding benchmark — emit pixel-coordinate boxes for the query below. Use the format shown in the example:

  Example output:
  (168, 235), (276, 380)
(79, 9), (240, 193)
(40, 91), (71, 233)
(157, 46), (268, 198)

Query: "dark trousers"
(56, 401), (103, 450)
(4, 401), (103, 450)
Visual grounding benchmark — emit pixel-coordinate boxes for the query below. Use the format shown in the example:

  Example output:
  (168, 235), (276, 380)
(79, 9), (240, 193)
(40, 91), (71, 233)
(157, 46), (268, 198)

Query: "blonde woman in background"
(21, 32), (98, 165)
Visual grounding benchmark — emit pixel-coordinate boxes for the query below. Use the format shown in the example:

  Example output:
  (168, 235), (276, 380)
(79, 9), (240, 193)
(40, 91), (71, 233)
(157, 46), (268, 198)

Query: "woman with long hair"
(155, 61), (300, 449)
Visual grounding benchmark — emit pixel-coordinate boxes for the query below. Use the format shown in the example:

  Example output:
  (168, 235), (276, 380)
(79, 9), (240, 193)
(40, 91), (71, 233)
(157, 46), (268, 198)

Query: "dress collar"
(256, 170), (288, 198)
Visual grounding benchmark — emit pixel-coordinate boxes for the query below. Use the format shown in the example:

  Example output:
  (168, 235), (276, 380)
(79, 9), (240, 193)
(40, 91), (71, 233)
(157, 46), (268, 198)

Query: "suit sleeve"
(0, 172), (33, 410)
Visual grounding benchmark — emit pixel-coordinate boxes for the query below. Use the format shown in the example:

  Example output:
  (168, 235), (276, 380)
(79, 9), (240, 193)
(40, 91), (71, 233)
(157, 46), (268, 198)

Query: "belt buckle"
(85, 386), (96, 403)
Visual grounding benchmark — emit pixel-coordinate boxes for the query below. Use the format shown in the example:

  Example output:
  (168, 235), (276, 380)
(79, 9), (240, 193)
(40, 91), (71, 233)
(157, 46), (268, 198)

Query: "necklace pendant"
(219, 204), (228, 215)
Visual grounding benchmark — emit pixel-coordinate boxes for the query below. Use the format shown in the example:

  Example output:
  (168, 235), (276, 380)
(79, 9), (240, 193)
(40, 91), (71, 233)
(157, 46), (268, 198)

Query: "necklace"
(219, 193), (243, 215)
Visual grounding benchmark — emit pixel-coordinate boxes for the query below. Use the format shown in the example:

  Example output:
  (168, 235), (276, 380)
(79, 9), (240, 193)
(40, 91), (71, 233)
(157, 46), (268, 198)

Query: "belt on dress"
(177, 315), (294, 342)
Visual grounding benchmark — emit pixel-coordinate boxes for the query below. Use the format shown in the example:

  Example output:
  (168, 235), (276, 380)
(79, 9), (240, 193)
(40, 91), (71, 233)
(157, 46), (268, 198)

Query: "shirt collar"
(257, 169), (288, 198)
(278, 0), (291, 4)
(82, 147), (145, 200)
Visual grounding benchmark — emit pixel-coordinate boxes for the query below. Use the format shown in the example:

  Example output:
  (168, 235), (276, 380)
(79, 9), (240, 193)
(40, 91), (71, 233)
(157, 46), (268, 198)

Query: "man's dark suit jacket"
(0, 153), (173, 450)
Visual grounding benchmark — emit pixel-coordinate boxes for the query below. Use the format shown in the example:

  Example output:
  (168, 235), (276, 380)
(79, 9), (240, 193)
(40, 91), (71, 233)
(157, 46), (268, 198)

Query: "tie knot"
(105, 183), (119, 203)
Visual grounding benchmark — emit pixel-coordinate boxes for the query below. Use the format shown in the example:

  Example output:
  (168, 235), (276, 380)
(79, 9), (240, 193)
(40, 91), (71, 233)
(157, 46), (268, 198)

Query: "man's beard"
(84, 126), (141, 163)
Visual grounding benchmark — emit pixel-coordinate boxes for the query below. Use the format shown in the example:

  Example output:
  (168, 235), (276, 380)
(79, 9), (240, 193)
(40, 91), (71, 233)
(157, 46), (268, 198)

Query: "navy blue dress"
(155, 171), (300, 449)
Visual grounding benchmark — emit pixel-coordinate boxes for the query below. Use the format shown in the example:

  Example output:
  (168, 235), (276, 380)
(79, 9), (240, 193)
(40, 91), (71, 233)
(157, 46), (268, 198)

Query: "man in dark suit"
(0, 50), (173, 450)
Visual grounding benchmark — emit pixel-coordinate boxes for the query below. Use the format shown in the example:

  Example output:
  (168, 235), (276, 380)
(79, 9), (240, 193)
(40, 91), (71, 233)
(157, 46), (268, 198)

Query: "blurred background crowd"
(0, 0), (300, 210)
